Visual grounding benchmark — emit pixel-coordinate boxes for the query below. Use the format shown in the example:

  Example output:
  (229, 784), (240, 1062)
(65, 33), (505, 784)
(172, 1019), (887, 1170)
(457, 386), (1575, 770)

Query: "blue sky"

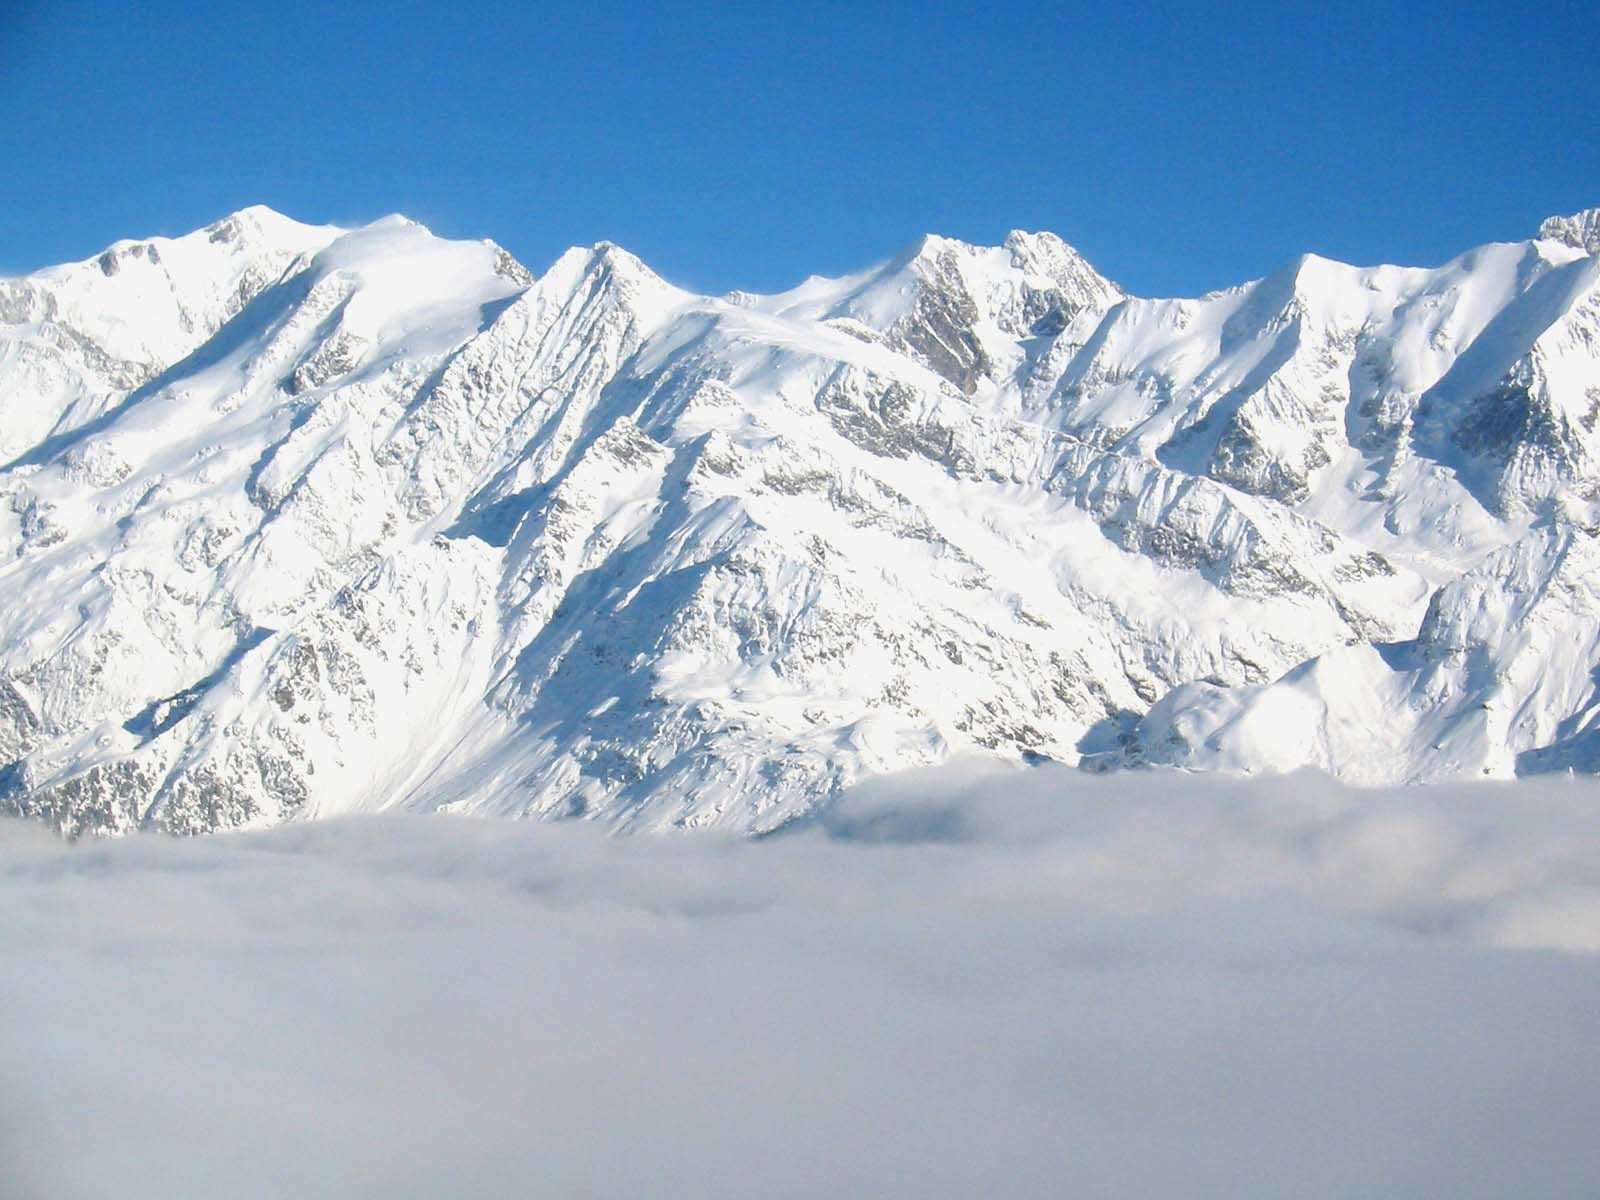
(2, 0), (1595, 296)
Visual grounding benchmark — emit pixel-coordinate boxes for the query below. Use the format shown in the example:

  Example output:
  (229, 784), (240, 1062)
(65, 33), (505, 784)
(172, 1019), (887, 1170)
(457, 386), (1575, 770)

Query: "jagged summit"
(1538, 206), (1600, 254)
(750, 228), (1121, 395)
(4, 206), (1600, 836)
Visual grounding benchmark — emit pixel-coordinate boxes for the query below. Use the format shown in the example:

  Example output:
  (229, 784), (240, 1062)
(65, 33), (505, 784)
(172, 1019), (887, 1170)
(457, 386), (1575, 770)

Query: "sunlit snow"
(5, 205), (1600, 835)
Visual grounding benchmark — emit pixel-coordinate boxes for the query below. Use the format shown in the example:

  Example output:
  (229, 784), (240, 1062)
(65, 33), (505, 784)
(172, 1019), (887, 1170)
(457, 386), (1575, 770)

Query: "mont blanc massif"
(3, 204), (1600, 838)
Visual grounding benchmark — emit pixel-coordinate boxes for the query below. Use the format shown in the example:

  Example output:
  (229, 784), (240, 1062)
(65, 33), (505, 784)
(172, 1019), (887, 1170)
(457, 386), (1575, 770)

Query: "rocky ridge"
(2, 205), (1598, 834)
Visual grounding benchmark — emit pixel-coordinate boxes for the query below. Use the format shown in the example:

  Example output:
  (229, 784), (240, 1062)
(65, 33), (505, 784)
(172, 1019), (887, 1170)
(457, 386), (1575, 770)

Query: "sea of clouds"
(3, 762), (1600, 1199)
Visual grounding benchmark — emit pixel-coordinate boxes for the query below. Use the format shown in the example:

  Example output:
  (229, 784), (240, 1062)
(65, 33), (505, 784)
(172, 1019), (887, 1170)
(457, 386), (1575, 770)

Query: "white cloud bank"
(3, 763), (1600, 1199)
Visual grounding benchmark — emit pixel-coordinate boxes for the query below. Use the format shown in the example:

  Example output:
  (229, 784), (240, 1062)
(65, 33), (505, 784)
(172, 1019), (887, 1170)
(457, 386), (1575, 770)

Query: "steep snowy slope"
(2, 205), (1597, 834)
(1046, 236), (1599, 563)
(1097, 524), (1600, 782)
(0, 207), (341, 462)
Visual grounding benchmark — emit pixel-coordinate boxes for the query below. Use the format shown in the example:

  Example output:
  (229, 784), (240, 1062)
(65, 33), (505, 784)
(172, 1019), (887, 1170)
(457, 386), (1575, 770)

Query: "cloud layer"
(4, 763), (1600, 1199)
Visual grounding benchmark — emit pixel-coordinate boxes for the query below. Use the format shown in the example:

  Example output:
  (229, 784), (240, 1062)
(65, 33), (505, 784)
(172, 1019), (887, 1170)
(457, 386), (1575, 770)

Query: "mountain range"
(3, 203), (1598, 835)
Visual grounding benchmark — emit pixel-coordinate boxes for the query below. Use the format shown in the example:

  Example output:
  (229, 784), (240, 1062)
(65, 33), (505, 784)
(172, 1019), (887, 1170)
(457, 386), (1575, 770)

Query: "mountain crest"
(1538, 207), (1600, 254)
(6, 206), (1600, 836)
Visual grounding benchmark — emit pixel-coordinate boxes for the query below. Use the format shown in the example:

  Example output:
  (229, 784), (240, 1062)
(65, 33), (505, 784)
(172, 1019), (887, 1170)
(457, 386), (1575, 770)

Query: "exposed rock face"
(2, 204), (1598, 835)
(1540, 206), (1600, 255)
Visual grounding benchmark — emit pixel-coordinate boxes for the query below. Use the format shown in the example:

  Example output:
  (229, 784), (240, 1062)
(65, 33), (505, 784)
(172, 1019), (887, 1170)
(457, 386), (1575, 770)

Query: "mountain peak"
(220, 202), (296, 224)
(1537, 207), (1600, 254)
(1002, 228), (1121, 300)
(533, 240), (688, 332)
(588, 239), (653, 273)
(1003, 227), (1084, 263)
(202, 204), (343, 247)
(7, 206), (1600, 836)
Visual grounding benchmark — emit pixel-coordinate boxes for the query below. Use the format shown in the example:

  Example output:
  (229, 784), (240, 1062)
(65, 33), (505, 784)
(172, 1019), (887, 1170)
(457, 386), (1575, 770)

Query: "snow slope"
(3, 204), (1598, 834)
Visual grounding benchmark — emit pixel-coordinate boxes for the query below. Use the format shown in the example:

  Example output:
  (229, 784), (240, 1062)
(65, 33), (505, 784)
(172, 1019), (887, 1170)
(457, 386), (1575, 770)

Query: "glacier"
(2, 203), (1599, 835)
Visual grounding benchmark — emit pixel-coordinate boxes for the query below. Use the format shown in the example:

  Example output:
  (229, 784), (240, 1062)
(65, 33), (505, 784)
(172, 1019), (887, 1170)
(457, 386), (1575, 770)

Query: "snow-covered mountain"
(2, 204), (1597, 835)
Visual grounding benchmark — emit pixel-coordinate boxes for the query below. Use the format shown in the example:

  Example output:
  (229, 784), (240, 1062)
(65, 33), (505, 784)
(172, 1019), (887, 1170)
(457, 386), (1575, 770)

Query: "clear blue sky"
(3, 0), (1595, 296)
